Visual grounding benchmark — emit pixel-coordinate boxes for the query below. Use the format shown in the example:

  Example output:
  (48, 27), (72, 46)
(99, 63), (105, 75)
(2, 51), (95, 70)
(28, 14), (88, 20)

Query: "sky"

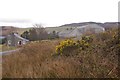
(0, 0), (119, 28)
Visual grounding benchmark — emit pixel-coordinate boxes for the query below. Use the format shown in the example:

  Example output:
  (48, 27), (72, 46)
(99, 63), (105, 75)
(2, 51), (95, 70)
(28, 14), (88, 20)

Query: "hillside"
(45, 22), (119, 33)
(59, 22), (119, 29)
(0, 26), (30, 36)
(0, 22), (119, 36)
(2, 27), (119, 78)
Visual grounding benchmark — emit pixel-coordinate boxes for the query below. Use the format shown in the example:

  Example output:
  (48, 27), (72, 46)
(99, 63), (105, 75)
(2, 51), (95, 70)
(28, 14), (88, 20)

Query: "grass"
(0, 44), (17, 79)
(45, 27), (76, 33)
(0, 45), (2, 79)
(0, 44), (17, 52)
(0, 57), (1, 79)
(0, 50), (1, 79)
(2, 28), (119, 78)
(16, 28), (30, 35)
(0, 45), (2, 52)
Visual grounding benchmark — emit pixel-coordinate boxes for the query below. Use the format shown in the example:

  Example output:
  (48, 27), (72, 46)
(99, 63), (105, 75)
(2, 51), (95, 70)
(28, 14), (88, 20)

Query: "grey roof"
(14, 33), (29, 41)
(7, 33), (29, 41)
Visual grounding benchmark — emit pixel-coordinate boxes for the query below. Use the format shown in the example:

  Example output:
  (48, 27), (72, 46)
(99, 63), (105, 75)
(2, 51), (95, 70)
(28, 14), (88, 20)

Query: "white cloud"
(0, 0), (119, 27)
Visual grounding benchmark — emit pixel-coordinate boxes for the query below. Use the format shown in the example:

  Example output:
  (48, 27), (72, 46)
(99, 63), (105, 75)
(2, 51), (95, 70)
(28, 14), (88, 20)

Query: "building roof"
(7, 33), (29, 41)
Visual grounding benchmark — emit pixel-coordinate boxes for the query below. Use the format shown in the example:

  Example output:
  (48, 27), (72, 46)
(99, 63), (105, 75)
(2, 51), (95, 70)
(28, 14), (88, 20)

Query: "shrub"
(55, 39), (76, 55)
(0, 38), (6, 44)
(55, 36), (93, 56)
(81, 35), (93, 43)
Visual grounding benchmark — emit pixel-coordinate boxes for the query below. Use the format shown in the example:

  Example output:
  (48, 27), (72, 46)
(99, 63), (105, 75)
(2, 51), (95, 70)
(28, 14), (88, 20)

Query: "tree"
(53, 30), (56, 35)
(0, 38), (6, 44)
(33, 24), (49, 40)
(48, 30), (59, 39)
(23, 24), (49, 41)
(70, 27), (72, 30)
(29, 28), (38, 41)
(21, 31), (29, 39)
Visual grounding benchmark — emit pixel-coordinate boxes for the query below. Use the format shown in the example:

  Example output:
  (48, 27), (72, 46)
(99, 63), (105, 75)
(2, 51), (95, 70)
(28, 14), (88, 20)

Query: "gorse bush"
(103, 30), (119, 55)
(81, 35), (93, 43)
(55, 36), (93, 56)
(55, 39), (76, 55)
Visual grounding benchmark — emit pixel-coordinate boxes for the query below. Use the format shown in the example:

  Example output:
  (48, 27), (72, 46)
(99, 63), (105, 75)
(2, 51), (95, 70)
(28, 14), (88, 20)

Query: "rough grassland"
(2, 29), (119, 78)
(0, 45), (17, 52)
(0, 55), (1, 79)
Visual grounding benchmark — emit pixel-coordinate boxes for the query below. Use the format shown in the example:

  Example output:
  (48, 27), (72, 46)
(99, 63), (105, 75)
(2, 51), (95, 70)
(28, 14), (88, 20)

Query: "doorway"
(18, 41), (22, 46)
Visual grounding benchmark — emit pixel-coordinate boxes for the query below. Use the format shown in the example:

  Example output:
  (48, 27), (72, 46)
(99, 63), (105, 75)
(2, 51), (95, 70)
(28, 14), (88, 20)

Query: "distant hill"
(0, 22), (119, 36)
(58, 24), (105, 38)
(103, 22), (119, 28)
(0, 26), (30, 36)
(59, 22), (119, 29)
(45, 22), (119, 34)
(0, 26), (17, 36)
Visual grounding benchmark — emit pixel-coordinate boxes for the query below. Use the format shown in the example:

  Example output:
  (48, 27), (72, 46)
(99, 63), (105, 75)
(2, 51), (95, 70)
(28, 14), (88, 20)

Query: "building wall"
(6, 33), (28, 46)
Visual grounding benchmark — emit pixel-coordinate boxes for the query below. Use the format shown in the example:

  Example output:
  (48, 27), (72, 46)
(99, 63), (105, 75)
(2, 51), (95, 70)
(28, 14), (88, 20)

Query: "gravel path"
(0, 49), (20, 55)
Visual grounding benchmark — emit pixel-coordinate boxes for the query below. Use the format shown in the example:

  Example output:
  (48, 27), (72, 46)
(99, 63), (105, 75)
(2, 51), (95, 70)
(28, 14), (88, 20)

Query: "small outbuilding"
(6, 33), (29, 46)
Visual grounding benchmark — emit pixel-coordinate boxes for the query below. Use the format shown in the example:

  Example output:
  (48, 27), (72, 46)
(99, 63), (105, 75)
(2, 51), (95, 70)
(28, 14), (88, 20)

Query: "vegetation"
(0, 38), (6, 44)
(0, 44), (17, 52)
(21, 25), (60, 41)
(21, 24), (49, 41)
(2, 28), (119, 78)
(55, 36), (93, 56)
(48, 31), (59, 40)
(21, 31), (29, 40)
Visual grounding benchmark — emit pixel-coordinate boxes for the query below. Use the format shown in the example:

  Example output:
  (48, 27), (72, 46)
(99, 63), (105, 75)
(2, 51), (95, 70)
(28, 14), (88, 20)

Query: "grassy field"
(0, 44), (17, 52)
(16, 28), (30, 35)
(0, 55), (1, 79)
(1, 26), (75, 37)
(45, 26), (76, 33)
(5, 26), (75, 35)
(0, 45), (2, 51)
(16, 26), (76, 34)
(2, 28), (119, 78)
(0, 45), (2, 79)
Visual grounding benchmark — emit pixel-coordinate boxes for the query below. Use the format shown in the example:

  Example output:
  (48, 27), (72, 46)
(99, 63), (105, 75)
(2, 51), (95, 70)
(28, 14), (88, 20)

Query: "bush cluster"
(55, 36), (93, 56)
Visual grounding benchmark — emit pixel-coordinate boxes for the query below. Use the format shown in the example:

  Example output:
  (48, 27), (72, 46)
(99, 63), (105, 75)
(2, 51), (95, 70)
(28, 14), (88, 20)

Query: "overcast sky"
(0, 0), (119, 28)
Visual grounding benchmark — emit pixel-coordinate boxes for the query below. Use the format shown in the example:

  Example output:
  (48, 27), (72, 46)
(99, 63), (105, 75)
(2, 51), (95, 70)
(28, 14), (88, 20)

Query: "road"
(0, 49), (20, 55)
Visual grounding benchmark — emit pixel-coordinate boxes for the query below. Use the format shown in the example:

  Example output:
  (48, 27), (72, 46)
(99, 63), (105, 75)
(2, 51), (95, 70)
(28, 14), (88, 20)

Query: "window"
(8, 40), (11, 45)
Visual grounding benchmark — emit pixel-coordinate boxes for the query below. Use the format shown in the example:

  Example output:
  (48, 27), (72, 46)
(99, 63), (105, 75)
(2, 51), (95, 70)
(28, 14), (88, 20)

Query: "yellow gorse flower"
(55, 36), (93, 55)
